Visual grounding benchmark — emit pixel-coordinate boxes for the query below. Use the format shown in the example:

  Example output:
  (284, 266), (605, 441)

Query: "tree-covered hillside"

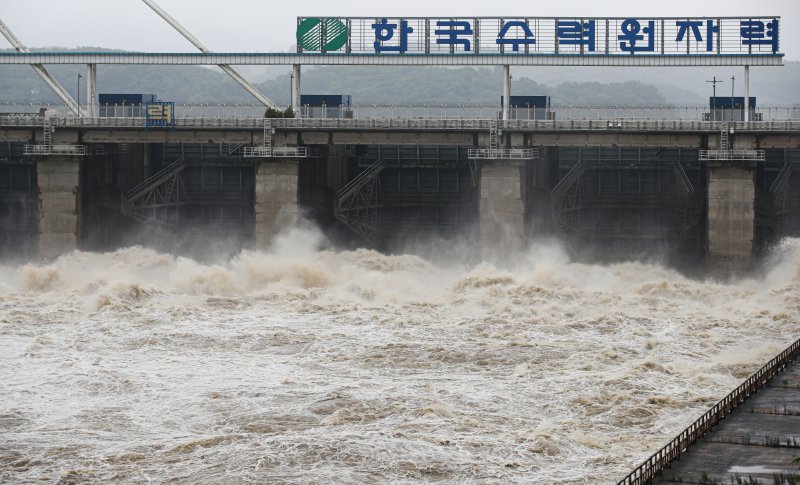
(1, 48), (797, 106)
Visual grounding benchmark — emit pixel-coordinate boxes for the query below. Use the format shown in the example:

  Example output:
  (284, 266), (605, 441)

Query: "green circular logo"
(297, 18), (348, 52)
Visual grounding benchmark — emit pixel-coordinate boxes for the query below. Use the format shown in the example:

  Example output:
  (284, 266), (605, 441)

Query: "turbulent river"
(0, 229), (798, 484)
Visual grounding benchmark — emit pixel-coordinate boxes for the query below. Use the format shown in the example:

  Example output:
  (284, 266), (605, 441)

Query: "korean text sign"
(296, 17), (780, 56)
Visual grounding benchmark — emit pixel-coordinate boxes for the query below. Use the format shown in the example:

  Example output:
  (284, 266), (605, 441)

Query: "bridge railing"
(616, 337), (800, 485)
(2, 115), (800, 133)
(2, 103), (800, 121)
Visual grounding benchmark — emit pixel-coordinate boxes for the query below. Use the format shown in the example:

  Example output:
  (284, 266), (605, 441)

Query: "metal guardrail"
(23, 144), (86, 155)
(617, 337), (800, 485)
(272, 118), (800, 132)
(699, 149), (766, 161)
(241, 146), (308, 158)
(467, 148), (539, 159)
(2, 116), (800, 133)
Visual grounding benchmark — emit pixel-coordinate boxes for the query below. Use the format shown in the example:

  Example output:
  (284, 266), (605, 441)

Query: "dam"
(0, 7), (798, 484)
(1, 112), (799, 275)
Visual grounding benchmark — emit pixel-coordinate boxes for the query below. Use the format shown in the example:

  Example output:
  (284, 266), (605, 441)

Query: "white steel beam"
(0, 52), (784, 67)
(744, 65), (750, 123)
(0, 18), (81, 115)
(86, 63), (97, 118)
(141, 0), (278, 109)
(502, 65), (510, 121)
(292, 64), (301, 114)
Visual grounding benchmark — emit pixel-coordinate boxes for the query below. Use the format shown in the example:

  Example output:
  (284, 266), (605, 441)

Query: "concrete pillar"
(37, 158), (81, 259)
(292, 64), (301, 116)
(744, 65), (750, 123)
(502, 64), (511, 121)
(479, 161), (525, 262)
(706, 163), (755, 274)
(254, 159), (298, 247)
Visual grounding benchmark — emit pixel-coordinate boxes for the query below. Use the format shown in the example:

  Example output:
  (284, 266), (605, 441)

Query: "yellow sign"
(147, 103), (172, 120)
(145, 101), (175, 128)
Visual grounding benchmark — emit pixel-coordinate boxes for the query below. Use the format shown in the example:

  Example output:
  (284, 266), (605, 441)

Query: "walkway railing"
(2, 115), (799, 133)
(2, 103), (799, 121)
(467, 148), (538, 159)
(617, 337), (800, 485)
(699, 149), (766, 161)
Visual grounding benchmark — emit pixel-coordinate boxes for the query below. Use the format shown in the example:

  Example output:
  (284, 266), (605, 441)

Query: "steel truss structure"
(122, 158), (188, 229)
(334, 159), (384, 244)
(551, 158), (588, 237)
(672, 160), (697, 239)
(770, 160), (794, 238)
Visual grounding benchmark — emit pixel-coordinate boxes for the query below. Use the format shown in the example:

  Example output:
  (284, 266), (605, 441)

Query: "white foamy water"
(0, 229), (798, 484)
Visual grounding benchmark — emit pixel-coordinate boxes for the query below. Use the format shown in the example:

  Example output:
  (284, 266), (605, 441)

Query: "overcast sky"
(2, 0), (798, 60)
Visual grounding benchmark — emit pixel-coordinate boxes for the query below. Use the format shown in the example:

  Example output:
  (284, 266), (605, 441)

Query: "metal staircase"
(719, 123), (729, 151)
(121, 158), (187, 229)
(489, 120), (498, 151)
(264, 118), (272, 152)
(43, 119), (51, 146)
(334, 159), (384, 245)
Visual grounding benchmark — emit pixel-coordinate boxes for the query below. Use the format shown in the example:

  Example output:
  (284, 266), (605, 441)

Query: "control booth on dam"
(0, 13), (796, 275)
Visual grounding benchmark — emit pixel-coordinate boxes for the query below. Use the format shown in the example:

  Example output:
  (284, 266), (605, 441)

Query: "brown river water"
(0, 229), (797, 484)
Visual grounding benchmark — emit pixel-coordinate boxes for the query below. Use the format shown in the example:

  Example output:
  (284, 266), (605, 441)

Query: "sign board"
(145, 101), (175, 128)
(297, 17), (780, 57)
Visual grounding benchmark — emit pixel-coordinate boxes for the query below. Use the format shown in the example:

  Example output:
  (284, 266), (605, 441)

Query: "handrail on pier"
(617, 337), (800, 485)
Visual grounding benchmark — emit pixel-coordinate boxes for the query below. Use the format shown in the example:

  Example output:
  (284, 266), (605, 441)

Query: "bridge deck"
(0, 52), (785, 67)
(652, 361), (800, 484)
(2, 115), (799, 134)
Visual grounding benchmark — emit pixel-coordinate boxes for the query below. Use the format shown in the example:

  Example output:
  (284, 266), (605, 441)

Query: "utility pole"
(706, 76), (723, 122)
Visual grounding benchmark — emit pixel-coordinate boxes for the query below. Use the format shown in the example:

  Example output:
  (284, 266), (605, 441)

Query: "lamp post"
(731, 75), (736, 122)
(77, 73), (82, 118)
(706, 76), (723, 122)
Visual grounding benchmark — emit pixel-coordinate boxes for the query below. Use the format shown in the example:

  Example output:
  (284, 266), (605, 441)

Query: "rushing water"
(0, 229), (798, 484)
